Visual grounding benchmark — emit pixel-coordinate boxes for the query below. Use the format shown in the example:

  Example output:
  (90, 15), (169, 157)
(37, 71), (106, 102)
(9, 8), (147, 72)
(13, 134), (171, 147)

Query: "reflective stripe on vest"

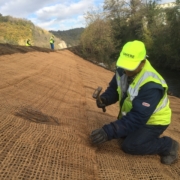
(153, 94), (168, 113)
(116, 72), (128, 100)
(128, 71), (166, 101)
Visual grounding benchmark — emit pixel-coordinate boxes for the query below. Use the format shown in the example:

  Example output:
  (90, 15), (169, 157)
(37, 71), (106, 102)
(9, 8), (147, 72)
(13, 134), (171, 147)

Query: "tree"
(103, 0), (145, 60)
(163, 2), (180, 68)
(80, 8), (115, 65)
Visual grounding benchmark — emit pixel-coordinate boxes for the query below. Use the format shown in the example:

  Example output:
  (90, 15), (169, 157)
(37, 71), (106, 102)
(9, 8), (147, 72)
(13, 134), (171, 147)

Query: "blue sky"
(0, 0), (175, 31)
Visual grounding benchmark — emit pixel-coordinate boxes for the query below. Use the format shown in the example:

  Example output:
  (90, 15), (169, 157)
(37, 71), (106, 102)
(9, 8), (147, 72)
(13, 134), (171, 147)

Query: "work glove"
(96, 96), (107, 108)
(90, 128), (108, 144)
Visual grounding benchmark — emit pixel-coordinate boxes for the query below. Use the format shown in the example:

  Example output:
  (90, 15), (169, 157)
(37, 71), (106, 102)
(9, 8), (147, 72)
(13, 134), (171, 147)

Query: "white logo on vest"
(142, 102), (150, 107)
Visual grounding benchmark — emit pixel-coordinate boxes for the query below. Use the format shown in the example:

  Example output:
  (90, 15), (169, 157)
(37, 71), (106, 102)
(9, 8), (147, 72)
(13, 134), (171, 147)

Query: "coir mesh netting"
(0, 49), (180, 180)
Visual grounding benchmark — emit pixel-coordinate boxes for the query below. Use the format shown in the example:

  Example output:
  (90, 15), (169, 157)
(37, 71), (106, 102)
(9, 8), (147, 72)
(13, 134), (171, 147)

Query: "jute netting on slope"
(0, 49), (179, 180)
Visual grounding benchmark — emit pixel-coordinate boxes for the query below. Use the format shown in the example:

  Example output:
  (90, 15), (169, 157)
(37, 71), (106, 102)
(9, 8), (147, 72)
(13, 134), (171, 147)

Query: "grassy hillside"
(50, 28), (84, 47)
(0, 14), (65, 49)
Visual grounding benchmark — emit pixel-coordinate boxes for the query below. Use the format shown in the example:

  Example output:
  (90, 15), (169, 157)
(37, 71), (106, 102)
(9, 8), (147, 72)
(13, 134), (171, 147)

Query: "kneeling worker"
(26, 39), (31, 46)
(90, 40), (179, 165)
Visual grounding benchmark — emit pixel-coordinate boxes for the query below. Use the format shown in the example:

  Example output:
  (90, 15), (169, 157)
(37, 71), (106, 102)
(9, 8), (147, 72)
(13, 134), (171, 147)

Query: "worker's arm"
(102, 83), (164, 140)
(99, 75), (118, 105)
(100, 68), (125, 106)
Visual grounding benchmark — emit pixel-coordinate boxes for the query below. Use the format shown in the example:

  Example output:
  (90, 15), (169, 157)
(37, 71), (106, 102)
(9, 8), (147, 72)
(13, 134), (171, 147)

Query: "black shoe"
(161, 140), (179, 165)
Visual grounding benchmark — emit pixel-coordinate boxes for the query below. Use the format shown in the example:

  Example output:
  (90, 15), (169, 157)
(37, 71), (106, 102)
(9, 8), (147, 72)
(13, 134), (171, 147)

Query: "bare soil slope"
(0, 45), (180, 180)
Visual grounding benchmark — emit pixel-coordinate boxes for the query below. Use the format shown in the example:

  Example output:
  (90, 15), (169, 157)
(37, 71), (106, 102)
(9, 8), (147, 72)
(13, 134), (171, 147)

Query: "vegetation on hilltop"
(50, 28), (84, 47)
(0, 14), (64, 49)
(72, 0), (180, 71)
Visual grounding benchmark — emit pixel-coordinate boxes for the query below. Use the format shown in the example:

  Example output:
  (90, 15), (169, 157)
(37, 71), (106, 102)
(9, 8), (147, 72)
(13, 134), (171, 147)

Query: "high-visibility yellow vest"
(50, 37), (54, 44)
(26, 41), (31, 46)
(116, 60), (171, 125)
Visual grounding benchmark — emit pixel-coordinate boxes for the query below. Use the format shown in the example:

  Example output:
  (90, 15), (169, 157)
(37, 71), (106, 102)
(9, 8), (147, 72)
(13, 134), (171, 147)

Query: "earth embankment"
(0, 45), (180, 180)
(0, 43), (52, 56)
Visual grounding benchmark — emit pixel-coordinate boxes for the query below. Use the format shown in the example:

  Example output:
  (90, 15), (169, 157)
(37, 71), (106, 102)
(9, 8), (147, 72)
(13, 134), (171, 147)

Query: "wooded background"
(76, 0), (180, 70)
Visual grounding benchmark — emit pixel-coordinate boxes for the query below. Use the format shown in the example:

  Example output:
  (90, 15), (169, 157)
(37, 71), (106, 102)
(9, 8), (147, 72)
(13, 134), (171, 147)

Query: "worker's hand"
(96, 96), (107, 108)
(90, 128), (108, 144)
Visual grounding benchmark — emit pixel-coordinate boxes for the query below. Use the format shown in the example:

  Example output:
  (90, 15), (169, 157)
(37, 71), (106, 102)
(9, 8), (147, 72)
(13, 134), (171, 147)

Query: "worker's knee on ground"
(121, 141), (141, 155)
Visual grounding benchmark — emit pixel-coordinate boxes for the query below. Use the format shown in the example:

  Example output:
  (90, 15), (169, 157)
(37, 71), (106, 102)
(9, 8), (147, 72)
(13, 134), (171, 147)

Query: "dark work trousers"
(121, 125), (172, 155)
(50, 43), (54, 50)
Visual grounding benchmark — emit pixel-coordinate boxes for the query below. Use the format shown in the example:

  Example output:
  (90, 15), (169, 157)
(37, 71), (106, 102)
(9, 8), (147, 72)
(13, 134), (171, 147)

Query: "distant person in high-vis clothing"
(50, 35), (55, 50)
(90, 40), (179, 165)
(26, 39), (31, 46)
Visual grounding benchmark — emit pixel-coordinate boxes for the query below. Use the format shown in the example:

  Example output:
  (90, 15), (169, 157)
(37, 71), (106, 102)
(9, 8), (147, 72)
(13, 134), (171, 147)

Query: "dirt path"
(0, 48), (180, 180)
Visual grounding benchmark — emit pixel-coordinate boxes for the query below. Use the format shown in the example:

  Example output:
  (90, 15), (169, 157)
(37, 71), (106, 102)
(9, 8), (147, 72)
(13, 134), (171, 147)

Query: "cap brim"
(116, 57), (141, 71)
